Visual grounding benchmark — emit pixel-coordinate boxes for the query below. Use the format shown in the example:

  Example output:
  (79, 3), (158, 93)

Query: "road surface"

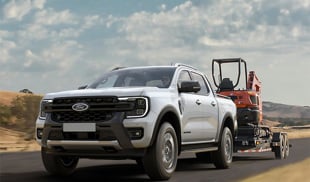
(1, 138), (309, 182)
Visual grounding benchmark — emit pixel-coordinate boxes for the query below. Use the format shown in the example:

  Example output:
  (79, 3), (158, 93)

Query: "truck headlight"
(119, 97), (149, 118)
(39, 99), (52, 119)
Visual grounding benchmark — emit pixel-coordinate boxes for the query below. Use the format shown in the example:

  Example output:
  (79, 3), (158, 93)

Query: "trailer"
(211, 58), (290, 159)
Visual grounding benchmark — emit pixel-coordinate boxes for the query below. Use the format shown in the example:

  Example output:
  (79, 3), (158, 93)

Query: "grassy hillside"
(0, 91), (43, 139)
(263, 101), (310, 126)
(0, 90), (32, 106)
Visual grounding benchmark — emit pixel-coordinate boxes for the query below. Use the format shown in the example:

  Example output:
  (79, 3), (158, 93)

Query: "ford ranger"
(36, 63), (237, 180)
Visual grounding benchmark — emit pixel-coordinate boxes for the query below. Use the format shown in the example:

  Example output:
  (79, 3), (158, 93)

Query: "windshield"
(88, 67), (176, 89)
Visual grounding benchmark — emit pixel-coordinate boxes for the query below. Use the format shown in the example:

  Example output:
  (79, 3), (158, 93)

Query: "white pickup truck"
(36, 63), (237, 180)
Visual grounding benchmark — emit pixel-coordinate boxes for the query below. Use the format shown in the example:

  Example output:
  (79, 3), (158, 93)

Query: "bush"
(0, 104), (12, 126)
(0, 94), (42, 140)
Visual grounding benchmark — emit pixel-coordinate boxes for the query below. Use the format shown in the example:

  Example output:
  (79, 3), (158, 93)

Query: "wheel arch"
(149, 106), (181, 155)
(218, 113), (236, 141)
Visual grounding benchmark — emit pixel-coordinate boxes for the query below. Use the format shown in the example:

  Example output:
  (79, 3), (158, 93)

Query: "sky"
(0, 0), (309, 106)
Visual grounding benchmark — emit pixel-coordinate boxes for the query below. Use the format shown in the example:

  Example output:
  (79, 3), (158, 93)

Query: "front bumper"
(36, 111), (157, 157)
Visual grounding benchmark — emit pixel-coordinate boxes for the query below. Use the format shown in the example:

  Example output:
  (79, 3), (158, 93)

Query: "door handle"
(211, 101), (216, 107)
(196, 99), (202, 105)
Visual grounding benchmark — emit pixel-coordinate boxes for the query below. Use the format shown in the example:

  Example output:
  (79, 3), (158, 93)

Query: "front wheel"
(143, 122), (178, 180)
(212, 127), (233, 169)
(41, 147), (79, 176)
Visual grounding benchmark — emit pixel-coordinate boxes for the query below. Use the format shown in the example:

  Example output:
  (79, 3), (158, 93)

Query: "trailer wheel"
(212, 127), (233, 169)
(284, 135), (289, 159)
(274, 134), (285, 159)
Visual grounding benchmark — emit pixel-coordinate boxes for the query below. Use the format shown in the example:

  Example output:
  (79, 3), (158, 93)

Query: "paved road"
(1, 138), (309, 182)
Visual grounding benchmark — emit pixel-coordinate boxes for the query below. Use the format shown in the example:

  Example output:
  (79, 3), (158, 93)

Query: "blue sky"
(0, 0), (309, 106)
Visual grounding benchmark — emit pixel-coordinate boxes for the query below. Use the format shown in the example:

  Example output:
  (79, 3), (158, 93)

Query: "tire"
(41, 147), (79, 176)
(284, 135), (289, 159)
(212, 127), (233, 169)
(274, 134), (285, 159)
(143, 122), (178, 180)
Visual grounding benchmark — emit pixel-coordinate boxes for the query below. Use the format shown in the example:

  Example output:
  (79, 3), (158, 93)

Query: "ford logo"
(72, 103), (89, 112)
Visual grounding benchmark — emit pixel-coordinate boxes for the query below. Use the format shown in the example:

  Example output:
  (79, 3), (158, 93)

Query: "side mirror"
(78, 85), (88, 90)
(178, 81), (201, 93)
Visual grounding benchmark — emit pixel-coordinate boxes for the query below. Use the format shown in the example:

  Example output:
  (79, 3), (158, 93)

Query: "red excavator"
(211, 58), (290, 159)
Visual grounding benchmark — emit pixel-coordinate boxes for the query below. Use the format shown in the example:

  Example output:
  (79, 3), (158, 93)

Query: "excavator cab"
(212, 58), (262, 126)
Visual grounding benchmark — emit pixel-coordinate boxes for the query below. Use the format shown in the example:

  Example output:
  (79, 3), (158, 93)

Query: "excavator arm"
(247, 71), (261, 94)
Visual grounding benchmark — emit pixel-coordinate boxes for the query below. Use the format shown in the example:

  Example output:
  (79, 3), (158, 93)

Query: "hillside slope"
(263, 101), (310, 119)
(0, 90), (32, 106)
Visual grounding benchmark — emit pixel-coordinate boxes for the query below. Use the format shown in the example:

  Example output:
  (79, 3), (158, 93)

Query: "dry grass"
(0, 90), (30, 106)
(0, 127), (40, 153)
(242, 158), (310, 182)
(271, 127), (310, 139)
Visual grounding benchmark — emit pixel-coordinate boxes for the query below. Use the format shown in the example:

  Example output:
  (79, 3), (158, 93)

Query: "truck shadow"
(1, 156), (275, 182)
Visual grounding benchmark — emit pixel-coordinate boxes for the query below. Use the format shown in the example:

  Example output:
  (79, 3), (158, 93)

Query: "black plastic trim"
(41, 112), (135, 150)
(149, 106), (181, 147)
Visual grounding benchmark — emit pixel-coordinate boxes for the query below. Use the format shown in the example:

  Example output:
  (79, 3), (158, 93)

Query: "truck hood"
(43, 87), (161, 100)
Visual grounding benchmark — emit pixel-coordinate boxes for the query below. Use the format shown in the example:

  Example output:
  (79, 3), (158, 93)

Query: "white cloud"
(3, 0), (32, 20)
(280, 9), (290, 15)
(34, 9), (77, 25)
(160, 4), (166, 11)
(0, 30), (12, 38)
(2, 0), (46, 21)
(32, 0), (45, 9)
(18, 23), (48, 40)
(118, 0), (310, 52)
(24, 49), (36, 67)
(198, 37), (233, 47)
(105, 15), (122, 28)
(82, 15), (102, 29)
(0, 38), (16, 63)
(56, 28), (81, 38)
(41, 40), (83, 69)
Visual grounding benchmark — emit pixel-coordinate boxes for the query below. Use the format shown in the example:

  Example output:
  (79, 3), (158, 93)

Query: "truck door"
(190, 72), (218, 141)
(179, 70), (218, 143)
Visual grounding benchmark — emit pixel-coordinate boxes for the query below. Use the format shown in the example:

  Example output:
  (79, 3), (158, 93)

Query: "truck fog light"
(127, 128), (144, 140)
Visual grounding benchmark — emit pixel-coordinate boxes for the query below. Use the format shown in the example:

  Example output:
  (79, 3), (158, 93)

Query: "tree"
(10, 95), (42, 139)
(0, 104), (12, 126)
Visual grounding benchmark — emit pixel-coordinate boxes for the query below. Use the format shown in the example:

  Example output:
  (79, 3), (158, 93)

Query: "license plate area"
(63, 123), (96, 132)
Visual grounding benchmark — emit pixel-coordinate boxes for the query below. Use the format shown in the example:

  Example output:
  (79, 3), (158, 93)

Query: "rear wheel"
(143, 122), (178, 180)
(41, 147), (79, 176)
(212, 127), (233, 169)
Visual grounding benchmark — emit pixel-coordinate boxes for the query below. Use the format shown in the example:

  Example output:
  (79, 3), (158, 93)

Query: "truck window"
(177, 70), (191, 88)
(191, 72), (210, 95)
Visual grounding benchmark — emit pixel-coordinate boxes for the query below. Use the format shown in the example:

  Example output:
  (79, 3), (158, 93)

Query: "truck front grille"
(51, 111), (113, 122)
(45, 96), (134, 123)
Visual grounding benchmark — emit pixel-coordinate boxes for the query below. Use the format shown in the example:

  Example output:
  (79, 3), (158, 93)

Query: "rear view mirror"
(178, 81), (201, 93)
